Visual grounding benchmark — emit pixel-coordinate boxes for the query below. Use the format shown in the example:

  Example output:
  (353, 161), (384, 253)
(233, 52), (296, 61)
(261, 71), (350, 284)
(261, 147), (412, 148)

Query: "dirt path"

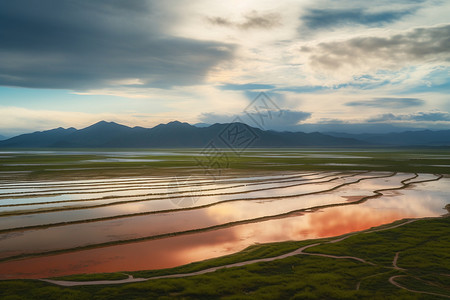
(392, 252), (405, 270)
(42, 274), (147, 287)
(389, 275), (450, 298)
(41, 217), (419, 287)
(368, 219), (417, 233)
(41, 243), (321, 287)
(297, 244), (375, 265)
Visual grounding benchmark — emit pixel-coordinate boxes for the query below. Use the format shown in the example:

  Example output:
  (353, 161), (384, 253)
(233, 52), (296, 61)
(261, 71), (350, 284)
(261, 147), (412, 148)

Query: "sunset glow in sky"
(0, 0), (449, 136)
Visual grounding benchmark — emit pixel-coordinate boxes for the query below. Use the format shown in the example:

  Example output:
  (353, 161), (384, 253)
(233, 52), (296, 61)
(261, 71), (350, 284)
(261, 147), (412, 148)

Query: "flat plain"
(0, 149), (449, 299)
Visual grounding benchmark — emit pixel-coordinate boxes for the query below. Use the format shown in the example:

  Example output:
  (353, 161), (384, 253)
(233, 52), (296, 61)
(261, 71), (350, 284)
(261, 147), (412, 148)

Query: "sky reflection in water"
(0, 175), (447, 279)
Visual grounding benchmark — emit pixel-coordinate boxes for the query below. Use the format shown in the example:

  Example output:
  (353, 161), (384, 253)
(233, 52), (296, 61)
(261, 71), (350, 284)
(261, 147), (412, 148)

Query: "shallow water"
(0, 176), (332, 212)
(0, 169), (447, 279)
(0, 176), (447, 279)
(0, 173), (375, 229)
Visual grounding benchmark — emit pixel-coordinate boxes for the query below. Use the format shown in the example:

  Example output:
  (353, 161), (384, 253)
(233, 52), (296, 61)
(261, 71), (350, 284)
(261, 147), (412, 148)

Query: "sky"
(0, 0), (449, 137)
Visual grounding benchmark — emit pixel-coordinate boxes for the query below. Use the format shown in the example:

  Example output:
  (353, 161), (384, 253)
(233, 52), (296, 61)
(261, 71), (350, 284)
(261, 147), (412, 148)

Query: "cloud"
(302, 24), (450, 72)
(207, 17), (233, 27)
(240, 11), (282, 30)
(301, 8), (413, 30)
(0, 0), (235, 90)
(219, 83), (276, 90)
(368, 111), (450, 122)
(207, 11), (281, 30)
(199, 109), (311, 130)
(346, 97), (424, 108)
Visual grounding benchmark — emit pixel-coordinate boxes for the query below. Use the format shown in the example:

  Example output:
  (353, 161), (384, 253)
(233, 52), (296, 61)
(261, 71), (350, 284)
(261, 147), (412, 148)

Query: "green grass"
(394, 276), (450, 297)
(305, 217), (450, 271)
(1, 149), (450, 181)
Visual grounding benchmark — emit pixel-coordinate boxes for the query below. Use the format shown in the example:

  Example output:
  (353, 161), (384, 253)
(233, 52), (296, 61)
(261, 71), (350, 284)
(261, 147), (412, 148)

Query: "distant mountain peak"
(166, 120), (190, 126)
(46, 127), (76, 133)
(157, 121), (193, 129)
(84, 121), (130, 130)
(93, 120), (118, 126)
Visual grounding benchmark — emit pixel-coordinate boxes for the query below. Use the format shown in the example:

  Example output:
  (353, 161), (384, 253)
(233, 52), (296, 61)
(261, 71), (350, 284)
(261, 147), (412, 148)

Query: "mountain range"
(0, 121), (449, 148)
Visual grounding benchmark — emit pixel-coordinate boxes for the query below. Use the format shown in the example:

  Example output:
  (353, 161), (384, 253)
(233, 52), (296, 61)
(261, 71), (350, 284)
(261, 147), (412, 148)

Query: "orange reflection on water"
(0, 204), (411, 279)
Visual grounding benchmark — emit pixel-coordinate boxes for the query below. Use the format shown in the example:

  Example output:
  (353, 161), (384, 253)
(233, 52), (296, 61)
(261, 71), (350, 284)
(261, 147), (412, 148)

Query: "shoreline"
(40, 215), (445, 286)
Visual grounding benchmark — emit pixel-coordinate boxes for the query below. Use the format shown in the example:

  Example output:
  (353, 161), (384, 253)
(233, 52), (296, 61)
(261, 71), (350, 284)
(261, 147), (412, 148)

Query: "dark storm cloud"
(301, 8), (413, 30)
(0, 0), (235, 89)
(207, 11), (281, 30)
(303, 24), (450, 70)
(368, 111), (450, 122)
(346, 97), (424, 108)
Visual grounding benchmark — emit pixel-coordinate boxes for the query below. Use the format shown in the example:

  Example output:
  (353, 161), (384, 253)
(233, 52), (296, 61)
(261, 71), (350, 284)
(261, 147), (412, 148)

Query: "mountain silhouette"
(3, 121), (450, 148)
(0, 127), (77, 148)
(0, 121), (367, 148)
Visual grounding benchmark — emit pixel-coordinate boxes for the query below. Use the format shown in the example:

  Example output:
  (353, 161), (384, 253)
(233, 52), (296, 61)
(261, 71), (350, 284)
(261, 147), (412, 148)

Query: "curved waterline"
(0, 172), (375, 233)
(1, 172), (439, 263)
(0, 172), (340, 209)
(0, 172), (357, 217)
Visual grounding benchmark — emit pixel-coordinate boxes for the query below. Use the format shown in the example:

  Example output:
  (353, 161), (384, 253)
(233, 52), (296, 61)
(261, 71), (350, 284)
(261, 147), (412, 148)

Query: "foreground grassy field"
(0, 216), (448, 299)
